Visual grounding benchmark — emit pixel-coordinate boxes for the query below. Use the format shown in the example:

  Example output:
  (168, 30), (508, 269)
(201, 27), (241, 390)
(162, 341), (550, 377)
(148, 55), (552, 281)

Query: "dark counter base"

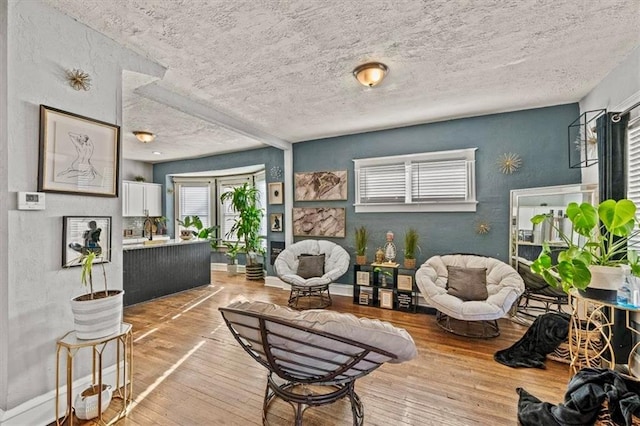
(123, 241), (211, 306)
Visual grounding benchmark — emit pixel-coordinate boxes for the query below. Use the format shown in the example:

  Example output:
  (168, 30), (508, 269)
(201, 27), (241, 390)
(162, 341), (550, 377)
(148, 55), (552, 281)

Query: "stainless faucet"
(142, 216), (154, 241)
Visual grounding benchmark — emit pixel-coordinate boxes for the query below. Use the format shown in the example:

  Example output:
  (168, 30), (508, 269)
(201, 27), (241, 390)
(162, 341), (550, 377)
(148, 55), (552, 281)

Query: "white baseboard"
(0, 364), (125, 426)
(211, 263), (245, 273)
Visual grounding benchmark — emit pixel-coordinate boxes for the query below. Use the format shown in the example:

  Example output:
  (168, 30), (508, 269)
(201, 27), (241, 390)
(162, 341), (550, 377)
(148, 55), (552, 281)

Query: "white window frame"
(217, 175), (253, 243)
(627, 112), (640, 249)
(173, 179), (215, 232)
(353, 148), (477, 213)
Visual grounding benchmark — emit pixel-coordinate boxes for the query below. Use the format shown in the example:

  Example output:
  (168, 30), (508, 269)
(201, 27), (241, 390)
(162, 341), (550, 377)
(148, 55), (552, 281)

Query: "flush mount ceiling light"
(133, 131), (155, 143)
(353, 62), (388, 87)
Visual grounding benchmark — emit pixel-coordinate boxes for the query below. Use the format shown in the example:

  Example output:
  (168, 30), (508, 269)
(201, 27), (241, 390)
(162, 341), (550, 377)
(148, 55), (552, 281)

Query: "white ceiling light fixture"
(133, 131), (155, 143)
(353, 62), (388, 87)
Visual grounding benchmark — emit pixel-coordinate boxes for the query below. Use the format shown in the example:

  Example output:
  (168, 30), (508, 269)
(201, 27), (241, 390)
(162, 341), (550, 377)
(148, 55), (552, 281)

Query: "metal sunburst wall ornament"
(66, 68), (91, 91)
(475, 220), (491, 235)
(497, 152), (522, 174)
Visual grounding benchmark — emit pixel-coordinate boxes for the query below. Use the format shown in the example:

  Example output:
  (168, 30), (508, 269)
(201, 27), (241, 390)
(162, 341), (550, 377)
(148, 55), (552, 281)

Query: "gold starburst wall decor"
(66, 68), (91, 91)
(497, 152), (522, 174)
(475, 220), (491, 235)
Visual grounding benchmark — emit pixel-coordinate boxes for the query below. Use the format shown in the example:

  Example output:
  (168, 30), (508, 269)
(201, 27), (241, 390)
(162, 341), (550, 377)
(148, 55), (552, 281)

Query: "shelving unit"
(353, 263), (418, 312)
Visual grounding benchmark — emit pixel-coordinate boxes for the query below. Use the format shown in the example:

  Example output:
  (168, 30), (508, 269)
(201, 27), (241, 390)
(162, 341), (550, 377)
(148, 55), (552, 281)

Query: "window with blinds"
(178, 184), (210, 228)
(627, 113), (640, 249)
(218, 177), (252, 242)
(354, 148), (477, 213)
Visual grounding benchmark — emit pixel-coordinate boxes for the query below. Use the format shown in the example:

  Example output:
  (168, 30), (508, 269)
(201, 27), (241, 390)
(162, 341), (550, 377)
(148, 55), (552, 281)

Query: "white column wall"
(1, 0), (164, 422)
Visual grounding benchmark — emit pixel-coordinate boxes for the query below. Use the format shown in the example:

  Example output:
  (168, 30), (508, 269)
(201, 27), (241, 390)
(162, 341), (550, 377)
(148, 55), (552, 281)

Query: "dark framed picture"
(268, 182), (283, 204)
(62, 216), (112, 267)
(39, 105), (120, 197)
(270, 213), (283, 232)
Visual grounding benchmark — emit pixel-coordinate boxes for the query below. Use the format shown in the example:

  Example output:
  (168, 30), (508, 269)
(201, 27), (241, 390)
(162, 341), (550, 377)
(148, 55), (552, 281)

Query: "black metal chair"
(219, 300), (417, 425)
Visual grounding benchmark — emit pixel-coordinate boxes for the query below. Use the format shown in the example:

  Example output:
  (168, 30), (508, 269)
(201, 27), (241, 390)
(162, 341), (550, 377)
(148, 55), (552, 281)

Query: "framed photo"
(356, 271), (370, 286)
(295, 170), (347, 201)
(39, 105), (120, 197)
(358, 292), (370, 305)
(270, 213), (283, 232)
(379, 289), (394, 309)
(268, 182), (284, 205)
(292, 207), (346, 238)
(397, 274), (413, 291)
(62, 216), (112, 267)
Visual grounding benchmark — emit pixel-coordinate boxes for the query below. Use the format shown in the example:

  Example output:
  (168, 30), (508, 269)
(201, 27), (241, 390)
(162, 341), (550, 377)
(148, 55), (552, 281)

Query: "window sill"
(354, 201), (477, 213)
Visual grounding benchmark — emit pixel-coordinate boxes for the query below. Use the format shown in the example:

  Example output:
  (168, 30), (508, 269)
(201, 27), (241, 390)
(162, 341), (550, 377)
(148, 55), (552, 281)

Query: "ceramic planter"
(355, 255), (367, 266)
(74, 384), (113, 420)
(70, 290), (124, 340)
(403, 258), (416, 269)
(245, 263), (264, 280)
(588, 265), (624, 292)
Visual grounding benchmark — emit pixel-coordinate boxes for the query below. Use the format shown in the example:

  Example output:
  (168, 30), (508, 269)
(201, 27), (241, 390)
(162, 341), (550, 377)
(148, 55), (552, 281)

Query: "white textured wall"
(122, 159), (153, 182)
(580, 46), (640, 184)
(0, 0), (9, 414)
(1, 0), (163, 421)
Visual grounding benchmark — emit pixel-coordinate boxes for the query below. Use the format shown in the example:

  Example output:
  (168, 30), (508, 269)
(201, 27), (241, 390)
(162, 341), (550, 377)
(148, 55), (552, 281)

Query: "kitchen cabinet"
(122, 181), (162, 217)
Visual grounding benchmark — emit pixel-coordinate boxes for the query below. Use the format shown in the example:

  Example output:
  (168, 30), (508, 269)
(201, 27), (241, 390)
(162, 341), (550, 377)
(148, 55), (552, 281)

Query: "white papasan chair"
(274, 240), (350, 309)
(415, 254), (525, 338)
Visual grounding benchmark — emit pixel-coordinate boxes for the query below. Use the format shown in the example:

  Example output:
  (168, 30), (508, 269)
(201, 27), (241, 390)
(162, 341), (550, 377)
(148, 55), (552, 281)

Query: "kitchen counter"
(122, 237), (206, 250)
(123, 239), (210, 306)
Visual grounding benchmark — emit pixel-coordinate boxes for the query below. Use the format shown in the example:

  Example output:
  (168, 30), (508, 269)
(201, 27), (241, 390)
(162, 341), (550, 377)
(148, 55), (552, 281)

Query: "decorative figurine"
(375, 247), (385, 264)
(384, 230), (397, 263)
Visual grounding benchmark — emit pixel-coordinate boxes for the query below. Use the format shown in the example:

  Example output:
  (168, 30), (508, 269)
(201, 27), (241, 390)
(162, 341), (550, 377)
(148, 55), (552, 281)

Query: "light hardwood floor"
(104, 272), (568, 425)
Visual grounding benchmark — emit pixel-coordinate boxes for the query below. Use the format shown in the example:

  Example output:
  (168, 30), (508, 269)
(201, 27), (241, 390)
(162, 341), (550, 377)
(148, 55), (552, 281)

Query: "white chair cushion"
(415, 254), (524, 321)
(224, 300), (418, 369)
(274, 240), (350, 287)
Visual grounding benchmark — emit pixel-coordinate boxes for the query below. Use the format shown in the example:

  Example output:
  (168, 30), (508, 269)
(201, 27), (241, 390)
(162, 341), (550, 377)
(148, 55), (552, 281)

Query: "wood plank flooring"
(93, 272), (570, 425)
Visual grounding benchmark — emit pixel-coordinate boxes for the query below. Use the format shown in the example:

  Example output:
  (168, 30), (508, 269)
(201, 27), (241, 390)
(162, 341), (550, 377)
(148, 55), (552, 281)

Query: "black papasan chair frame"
(219, 306), (397, 425)
(516, 258), (568, 315)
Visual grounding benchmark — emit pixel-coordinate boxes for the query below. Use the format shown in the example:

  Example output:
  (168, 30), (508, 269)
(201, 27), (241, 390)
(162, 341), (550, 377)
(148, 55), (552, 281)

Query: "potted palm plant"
(530, 198), (640, 298)
(220, 183), (265, 280)
(68, 251), (123, 340)
(354, 226), (369, 265)
(224, 241), (243, 275)
(403, 228), (420, 269)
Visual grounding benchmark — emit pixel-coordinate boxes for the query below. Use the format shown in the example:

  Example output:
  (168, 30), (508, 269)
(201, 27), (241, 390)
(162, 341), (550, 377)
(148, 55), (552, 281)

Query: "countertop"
(123, 238), (210, 250)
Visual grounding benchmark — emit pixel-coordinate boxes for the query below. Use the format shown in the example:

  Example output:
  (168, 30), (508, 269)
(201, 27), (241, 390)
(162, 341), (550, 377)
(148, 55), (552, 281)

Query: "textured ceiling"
(46, 0), (640, 163)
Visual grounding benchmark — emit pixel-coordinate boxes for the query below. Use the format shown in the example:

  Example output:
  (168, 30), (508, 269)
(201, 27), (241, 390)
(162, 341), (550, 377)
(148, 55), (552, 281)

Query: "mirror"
(509, 183), (598, 266)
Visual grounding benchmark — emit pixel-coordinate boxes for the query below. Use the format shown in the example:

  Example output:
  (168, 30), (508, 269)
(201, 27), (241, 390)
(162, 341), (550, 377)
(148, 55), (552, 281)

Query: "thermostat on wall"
(18, 192), (45, 210)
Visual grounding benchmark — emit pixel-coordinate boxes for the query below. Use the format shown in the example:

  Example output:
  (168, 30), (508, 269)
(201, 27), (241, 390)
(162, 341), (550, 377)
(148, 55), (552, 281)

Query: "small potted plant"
(354, 226), (369, 265)
(403, 228), (420, 269)
(177, 215), (218, 245)
(224, 242), (243, 275)
(530, 198), (640, 297)
(373, 267), (393, 287)
(67, 250), (123, 340)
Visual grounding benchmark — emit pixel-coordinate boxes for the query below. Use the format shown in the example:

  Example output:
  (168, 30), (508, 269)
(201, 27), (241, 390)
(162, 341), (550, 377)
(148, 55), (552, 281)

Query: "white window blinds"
(627, 115), (640, 249)
(178, 185), (210, 228)
(354, 148), (477, 213)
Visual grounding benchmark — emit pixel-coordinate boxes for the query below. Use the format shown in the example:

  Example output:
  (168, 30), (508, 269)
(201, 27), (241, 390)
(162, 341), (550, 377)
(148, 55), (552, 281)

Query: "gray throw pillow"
(446, 266), (488, 301)
(297, 254), (325, 279)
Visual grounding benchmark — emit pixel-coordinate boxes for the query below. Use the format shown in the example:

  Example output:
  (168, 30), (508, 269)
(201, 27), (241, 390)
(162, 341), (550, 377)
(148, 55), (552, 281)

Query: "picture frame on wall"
(38, 105), (120, 197)
(292, 207), (346, 238)
(268, 182), (284, 204)
(294, 170), (348, 201)
(62, 216), (112, 267)
(270, 213), (283, 232)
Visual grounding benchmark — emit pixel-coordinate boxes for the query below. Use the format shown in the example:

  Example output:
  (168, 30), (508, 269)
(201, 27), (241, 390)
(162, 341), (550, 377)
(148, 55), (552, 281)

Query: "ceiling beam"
(135, 83), (291, 151)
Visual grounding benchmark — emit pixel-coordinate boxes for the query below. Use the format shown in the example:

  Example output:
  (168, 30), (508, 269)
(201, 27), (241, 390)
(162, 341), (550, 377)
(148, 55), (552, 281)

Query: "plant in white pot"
(224, 241), (243, 275)
(68, 250), (123, 340)
(530, 198), (640, 296)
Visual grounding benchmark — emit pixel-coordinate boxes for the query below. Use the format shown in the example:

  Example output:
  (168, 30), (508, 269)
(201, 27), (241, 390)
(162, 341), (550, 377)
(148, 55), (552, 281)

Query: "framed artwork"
(62, 216), (112, 267)
(295, 170), (347, 201)
(379, 289), (394, 309)
(292, 207), (346, 238)
(268, 182), (284, 204)
(270, 241), (285, 265)
(39, 105), (120, 197)
(356, 271), (370, 286)
(397, 274), (413, 291)
(270, 213), (283, 232)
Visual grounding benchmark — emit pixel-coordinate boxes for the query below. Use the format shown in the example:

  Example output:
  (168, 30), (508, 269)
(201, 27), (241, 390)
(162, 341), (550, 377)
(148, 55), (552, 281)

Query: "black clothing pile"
(518, 368), (640, 426)
(494, 312), (570, 368)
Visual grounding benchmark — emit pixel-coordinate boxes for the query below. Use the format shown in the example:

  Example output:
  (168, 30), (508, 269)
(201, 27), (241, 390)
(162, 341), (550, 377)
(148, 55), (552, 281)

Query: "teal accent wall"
(293, 104), (581, 283)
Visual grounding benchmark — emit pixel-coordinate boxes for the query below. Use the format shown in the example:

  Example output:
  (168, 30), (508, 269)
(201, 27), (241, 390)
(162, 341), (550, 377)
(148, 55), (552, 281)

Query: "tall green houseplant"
(220, 183), (264, 270)
(354, 226), (369, 265)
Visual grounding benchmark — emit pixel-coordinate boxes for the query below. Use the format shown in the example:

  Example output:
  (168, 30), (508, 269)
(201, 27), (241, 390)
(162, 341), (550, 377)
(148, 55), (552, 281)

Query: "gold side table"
(569, 291), (640, 379)
(56, 323), (133, 425)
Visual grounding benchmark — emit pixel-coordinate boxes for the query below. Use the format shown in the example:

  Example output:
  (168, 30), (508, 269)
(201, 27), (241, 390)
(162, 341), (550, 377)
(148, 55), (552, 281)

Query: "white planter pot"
(70, 290), (124, 340)
(588, 265), (624, 291)
(227, 264), (238, 275)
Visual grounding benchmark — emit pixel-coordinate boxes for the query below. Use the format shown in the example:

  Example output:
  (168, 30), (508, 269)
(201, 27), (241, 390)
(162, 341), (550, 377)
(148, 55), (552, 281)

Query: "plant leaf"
(566, 202), (598, 236)
(599, 199), (636, 237)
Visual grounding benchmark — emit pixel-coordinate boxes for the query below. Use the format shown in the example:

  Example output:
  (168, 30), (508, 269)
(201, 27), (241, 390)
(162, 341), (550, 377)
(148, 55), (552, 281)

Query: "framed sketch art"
(295, 170), (347, 201)
(268, 182), (284, 204)
(39, 105), (120, 197)
(270, 213), (283, 232)
(62, 216), (112, 267)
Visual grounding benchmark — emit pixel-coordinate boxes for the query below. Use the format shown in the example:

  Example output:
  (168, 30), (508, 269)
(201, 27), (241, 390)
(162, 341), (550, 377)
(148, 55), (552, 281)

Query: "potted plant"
(177, 215), (218, 247)
(224, 241), (243, 275)
(373, 267), (393, 287)
(403, 228), (420, 269)
(354, 226), (369, 265)
(67, 250), (123, 340)
(220, 183), (265, 280)
(530, 198), (640, 296)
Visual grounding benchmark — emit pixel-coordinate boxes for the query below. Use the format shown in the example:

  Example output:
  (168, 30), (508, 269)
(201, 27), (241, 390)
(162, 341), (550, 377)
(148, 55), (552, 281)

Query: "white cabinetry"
(122, 181), (162, 217)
